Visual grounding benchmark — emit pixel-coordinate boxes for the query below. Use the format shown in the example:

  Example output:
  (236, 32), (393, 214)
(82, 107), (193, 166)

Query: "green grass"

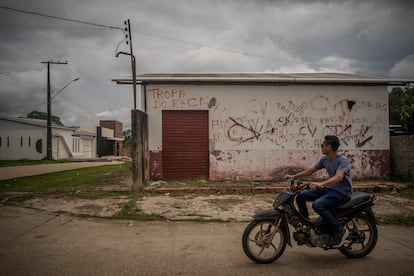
(378, 214), (414, 226)
(0, 163), (131, 193)
(0, 162), (168, 221)
(114, 193), (166, 221)
(0, 159), (74, 167)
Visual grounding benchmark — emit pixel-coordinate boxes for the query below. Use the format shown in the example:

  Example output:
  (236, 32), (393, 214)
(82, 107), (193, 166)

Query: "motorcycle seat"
(334, 191), (372, 211)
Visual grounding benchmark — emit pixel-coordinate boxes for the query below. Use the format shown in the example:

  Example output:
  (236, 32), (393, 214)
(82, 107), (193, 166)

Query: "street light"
(52, 77), (79, 99)
(46, 77), (80, 160)
(116, 51), (136, 110)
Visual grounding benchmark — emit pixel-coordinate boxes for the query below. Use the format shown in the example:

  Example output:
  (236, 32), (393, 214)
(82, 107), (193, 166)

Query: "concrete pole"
(46, 62), (52, 160)
(41, 60), (67, 160)
(131, 110), (143, 191)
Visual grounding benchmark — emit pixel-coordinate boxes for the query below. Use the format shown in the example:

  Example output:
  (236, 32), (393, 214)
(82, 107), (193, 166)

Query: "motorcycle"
(242, 179), (378, 264)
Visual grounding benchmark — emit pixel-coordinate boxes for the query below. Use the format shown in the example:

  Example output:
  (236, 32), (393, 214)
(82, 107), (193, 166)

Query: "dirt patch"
(139, 194), (274, 221)
(139, 193), (414, 221)
(24, 195), (129, 217)
(374, 194), (414, 215)
(11, 180), (414, 221)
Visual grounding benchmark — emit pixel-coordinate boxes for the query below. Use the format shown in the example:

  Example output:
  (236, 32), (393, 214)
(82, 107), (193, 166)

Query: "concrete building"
(97, 120), (124, 157)
(113, 73), (413, 180)
(0, 116), (95, 160)
(0, 117), (124, 160)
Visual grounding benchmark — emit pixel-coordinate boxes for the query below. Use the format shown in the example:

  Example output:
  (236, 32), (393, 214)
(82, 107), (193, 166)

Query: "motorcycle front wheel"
(339, 213), (378, 258)
(242, 219), (287, 264)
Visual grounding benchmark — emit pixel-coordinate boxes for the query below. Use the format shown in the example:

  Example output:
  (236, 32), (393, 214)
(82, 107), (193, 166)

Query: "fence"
(390, 135), (414, 180)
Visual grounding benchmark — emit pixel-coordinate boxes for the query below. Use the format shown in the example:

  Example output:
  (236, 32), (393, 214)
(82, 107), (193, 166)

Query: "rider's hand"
(310, 182), (323, 190)
(284, 174), (295, 179)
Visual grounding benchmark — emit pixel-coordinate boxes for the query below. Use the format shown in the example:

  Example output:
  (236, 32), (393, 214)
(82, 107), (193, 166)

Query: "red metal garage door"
(162, 110), (209, 179)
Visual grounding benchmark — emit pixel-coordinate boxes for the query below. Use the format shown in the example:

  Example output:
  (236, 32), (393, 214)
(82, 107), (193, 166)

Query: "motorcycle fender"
(365, 208), (378, 224)
(280, 218), (292, 247)
(253, 208), (280, 220)
(252, 209), (292, 247)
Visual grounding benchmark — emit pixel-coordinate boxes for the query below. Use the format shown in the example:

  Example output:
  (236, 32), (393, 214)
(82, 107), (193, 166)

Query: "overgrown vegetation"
(389, 86), (414, 134)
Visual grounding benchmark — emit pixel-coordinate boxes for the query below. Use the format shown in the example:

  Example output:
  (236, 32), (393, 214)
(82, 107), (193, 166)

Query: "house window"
(21, 136), (23, 147)
(73, 137), (80, 153)
(36, 139), (42, 153)
(28, 137), (31, 147)
(0, 137), (2, 147)
(7, 137), (10, 147)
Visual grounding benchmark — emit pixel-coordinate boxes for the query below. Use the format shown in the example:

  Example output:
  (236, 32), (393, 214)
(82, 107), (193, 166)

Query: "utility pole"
(117, 19), (146, 191)
(125, 19), (141, 191)
(41, 60), (67, 160)
(126, 19), (137, 110)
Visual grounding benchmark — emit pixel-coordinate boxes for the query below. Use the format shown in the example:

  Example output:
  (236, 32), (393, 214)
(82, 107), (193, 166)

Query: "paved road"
(0, 161), (124, 181)
(0, 206), (413, 275)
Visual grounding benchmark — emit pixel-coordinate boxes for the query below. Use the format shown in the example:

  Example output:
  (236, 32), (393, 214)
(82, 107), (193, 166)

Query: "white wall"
(0, 119), (97, 160)
(0, 120), (46, 160)
(145, 84), (389, 180)
(101, 127), (114, 138)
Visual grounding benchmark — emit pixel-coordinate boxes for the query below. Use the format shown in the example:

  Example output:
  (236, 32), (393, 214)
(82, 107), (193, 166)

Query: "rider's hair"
(324, 135), (340, 151)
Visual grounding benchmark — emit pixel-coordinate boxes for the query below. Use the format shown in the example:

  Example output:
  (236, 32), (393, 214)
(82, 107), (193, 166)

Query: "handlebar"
(288, 179), (310, 193)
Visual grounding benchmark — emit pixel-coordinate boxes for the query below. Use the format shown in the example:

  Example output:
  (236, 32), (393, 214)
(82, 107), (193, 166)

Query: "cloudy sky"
(0, 0), (413, 129)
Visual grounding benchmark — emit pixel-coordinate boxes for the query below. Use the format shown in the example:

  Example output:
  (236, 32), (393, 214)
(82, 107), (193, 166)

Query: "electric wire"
(0, 75), (46, 91)
(0, 5), (373, 75)
(0, 30), (126, 114)
(0, 6), (123, 31)
(0, 32), (62, 61)
(0, 24), (111, 31)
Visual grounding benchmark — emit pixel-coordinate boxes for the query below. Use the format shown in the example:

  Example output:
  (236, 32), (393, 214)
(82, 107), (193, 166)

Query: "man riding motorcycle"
(285, 135), (351, 247)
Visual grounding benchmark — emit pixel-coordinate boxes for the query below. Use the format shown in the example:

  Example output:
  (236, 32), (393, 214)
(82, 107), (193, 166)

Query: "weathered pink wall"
(209, 149), (389, 181)
(146, 84), (390, 180)
(149, 151), (162, 179)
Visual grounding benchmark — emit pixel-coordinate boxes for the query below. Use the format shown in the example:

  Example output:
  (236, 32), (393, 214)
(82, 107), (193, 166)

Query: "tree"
(123, 129), (132, 147)
(27, 111), (63, 126)
(389, 87), (414, 134)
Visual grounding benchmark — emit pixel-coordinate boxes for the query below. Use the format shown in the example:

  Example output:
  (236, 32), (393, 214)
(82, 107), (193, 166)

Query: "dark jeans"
(296, 187), (350, 233)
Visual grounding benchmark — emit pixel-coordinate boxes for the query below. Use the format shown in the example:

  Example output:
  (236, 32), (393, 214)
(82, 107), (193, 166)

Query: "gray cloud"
(0, 0), (413, 130)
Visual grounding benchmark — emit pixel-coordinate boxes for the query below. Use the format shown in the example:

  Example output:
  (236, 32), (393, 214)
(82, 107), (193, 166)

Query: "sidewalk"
(0, 161), (124, 181)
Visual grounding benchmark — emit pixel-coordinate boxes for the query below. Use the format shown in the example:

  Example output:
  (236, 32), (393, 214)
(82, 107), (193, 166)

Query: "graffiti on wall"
(149, 88), (209, 109)
(147, 86), (387, 150)
(217, 117), (375, 149)
(210, 95), (387, 149)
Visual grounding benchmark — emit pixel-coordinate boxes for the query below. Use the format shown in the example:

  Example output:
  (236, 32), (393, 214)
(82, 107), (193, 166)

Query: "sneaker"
(329, 228), (349, 248)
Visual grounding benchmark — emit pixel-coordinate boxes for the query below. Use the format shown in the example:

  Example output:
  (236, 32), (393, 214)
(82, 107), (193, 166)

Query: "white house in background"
(0, 116), (96, 160)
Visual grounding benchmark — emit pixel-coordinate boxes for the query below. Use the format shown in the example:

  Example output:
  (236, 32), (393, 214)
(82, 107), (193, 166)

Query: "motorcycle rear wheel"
(242, 219), (287, 264)
(339, 213), (378, 258)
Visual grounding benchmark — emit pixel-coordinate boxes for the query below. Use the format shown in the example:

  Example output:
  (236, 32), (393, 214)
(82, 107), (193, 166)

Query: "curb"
(143, 183), (408, 194)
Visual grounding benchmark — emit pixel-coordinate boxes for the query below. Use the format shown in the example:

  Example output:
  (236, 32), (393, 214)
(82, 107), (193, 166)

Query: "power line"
(0, 31), (126, 112)
(131, 29), (309, 66)
(0, 75), (46, 91)
(0, 79), (45, 92)
(0, 32), (62, 61)
(0, 24), (111, 31)
(0, 6), (386, 77)
(64, 64), (125, 110)
(130, 29), (383, 76)
(0, 5), (353, 73)
(0, 6), (123, 31)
